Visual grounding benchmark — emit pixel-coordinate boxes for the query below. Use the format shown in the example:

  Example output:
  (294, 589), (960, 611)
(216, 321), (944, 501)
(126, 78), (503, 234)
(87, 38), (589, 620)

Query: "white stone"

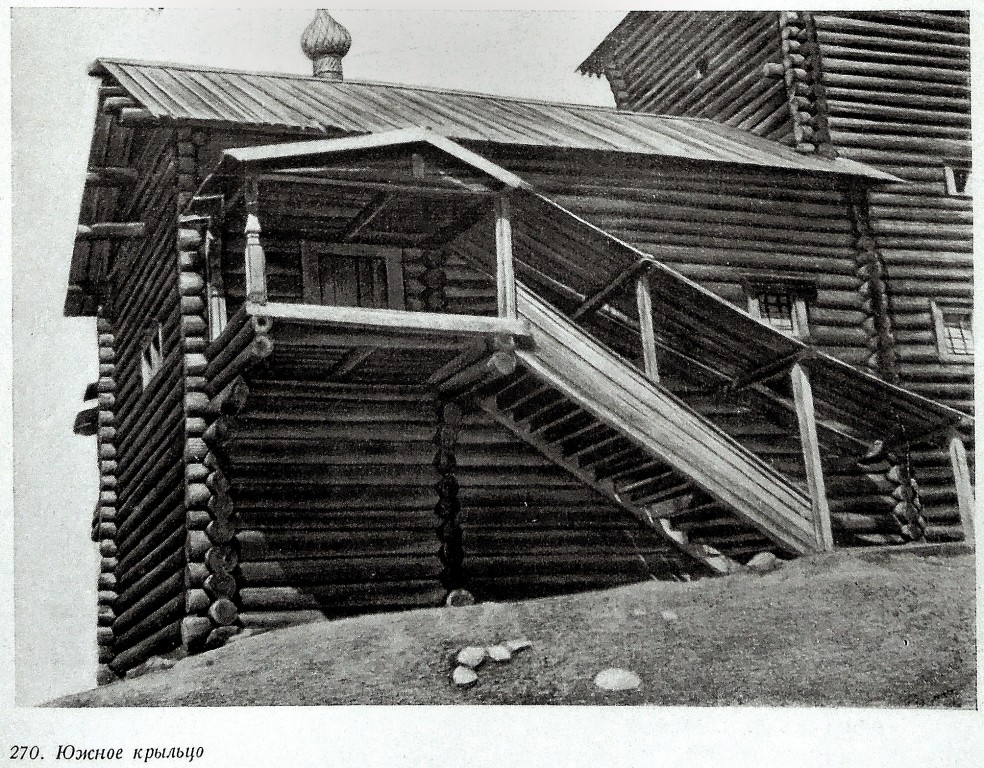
(505, 637), (533, 653)
(487, 644), (512, 662)
(456, 646), (486, 668)
(594, 668), (641, 691)
(660, 610), (678, 621)
(745, 551), (782, 573)
(452, 666), (478, 687)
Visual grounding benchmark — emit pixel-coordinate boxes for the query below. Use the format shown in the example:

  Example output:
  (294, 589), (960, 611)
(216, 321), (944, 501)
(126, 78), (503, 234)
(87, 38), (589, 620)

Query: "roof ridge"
(93, 56), (707, 119)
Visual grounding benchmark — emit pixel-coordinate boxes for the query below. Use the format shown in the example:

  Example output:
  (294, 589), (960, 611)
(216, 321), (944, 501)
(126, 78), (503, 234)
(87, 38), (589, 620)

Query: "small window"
(747, 285), (810, 339)
(944, 165), (972, 197)
(141, 323), (164, 388)
(931, 301), (973, 361)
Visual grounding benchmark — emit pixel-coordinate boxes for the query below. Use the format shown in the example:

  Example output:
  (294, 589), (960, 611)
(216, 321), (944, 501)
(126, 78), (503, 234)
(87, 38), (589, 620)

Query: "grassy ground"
(51, 547), (976, 707)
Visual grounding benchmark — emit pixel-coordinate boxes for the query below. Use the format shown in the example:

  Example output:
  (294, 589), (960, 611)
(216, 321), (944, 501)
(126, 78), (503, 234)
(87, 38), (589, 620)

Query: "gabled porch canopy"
(195, 128), (970, 450)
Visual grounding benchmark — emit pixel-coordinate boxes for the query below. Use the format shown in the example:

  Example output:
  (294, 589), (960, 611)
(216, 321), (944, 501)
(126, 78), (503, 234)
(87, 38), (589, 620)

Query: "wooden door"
(301, 242), (405, 310)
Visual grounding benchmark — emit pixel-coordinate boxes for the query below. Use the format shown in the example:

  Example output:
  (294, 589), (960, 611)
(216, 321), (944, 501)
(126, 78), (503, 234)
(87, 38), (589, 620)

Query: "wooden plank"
(635, 269), (659, 383)
(790, 363), (834, 552)
(247, 301), (530, 339)
(386, 249), (406, 311)
(948, 432), (975, 547)
(495, 193), (518, 319)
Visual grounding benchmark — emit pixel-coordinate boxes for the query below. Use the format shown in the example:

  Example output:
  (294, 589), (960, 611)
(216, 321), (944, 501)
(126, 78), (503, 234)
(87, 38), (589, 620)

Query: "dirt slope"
(51, 547), (976, 707)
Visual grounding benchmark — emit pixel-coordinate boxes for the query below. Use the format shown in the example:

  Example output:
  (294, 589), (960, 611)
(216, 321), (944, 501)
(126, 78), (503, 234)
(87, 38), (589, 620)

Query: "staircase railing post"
(244, 175), (268, 305)
(635, 265), (660, 383)
(948, 429), (975, 547)
(790, 361), (834, 551)
(495, 192), (517, 319)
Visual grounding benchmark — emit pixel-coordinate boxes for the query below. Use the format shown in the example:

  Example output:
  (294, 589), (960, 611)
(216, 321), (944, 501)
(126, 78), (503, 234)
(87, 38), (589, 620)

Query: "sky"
(4, 5), (982, 766)
(8, 6), (620, 707)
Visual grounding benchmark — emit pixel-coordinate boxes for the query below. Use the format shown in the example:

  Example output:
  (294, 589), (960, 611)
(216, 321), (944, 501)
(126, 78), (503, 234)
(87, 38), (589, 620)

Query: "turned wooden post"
(948, 430), (975, 547)
(495, 193), (517, 319)
(790, 362), (834, 551)
(635, 266), (659, 383)
(243, 177), (267, 305)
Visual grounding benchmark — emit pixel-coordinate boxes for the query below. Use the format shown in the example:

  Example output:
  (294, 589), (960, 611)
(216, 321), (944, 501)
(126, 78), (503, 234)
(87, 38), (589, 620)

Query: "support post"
(948, 430), (975, 547)
(635, 267), (659, 383)
(243, 177), (267, 305)
(790, 362), (834, 551)
(495, 193), (517, 319)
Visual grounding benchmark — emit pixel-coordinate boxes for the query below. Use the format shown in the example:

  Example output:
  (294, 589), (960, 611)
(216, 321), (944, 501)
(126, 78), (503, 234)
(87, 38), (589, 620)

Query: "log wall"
(102, 125), (186, 674)
(598, 11), (793, 143)
(222, 378), (446, 629)
(813, 11), (973, 542)
(812, 10), (973, 413)
(455, 410), (694, 598)
(584, 10), (973, 543)
(483, 149), (874, 370)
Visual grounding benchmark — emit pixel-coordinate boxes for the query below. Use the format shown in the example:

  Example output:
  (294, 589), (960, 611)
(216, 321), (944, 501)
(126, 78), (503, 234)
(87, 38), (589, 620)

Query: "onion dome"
(301, 10), (352, 80)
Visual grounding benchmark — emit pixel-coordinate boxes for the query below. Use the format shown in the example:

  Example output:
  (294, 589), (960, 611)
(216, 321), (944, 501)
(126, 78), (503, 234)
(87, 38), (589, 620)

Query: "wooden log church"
(67, 11), (974, 682)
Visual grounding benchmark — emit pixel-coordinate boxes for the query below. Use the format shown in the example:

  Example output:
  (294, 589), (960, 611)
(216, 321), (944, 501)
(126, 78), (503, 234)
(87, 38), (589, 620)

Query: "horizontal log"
(76, 222), (146, 240)
(238, 556), (443, 587)
(466, 572), (655, 597)
(114, 529), (182, 600)
(107, 617), (181, 673)
(238, 610), (327, 630)
(113, 571), (184, 635)
(86, 166), (139, 187)
(113, 595), (185, 654)
(181, 616), (212, 649)
(119, 107), (156, 125)
(237, 583), (446, 612)
(237, 529), (438, 560)
(208, 598), (238, 626)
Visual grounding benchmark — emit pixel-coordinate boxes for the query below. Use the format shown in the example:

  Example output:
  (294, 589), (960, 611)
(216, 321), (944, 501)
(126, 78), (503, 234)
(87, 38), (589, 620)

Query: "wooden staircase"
(437, 285), (820, 571)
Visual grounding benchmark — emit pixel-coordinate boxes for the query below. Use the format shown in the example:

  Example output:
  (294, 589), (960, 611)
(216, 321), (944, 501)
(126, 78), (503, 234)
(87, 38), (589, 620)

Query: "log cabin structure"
(580, 9), (974, 547)
(67, 11), (974, 683)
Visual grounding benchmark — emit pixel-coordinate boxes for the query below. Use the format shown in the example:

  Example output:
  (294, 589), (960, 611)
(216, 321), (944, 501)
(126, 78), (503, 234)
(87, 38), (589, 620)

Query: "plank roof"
(91, 58), (898, 181)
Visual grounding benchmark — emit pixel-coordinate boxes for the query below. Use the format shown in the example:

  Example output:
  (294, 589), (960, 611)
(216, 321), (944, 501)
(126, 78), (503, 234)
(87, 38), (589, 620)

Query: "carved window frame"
(742, 276), (815, 341)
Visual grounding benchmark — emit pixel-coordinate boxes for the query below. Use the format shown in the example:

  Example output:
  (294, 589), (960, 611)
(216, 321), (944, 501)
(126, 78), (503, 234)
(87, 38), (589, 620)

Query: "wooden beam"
(573, 258), (651, 320)
(101, 96), (136, 113)
(723, 350), (810, 395)
(948, 431), (975, 547)
(86, 167), (139, 187)
(243, 177), (267, 305)
(261, 171), (489, 199)
(385, 249), (406, 311)
(246, 301), (531, 340)
(342, 192), (393, 241)
(495, 193), (517, 319)
(76, 222), (146, 240)
(118, 107), (156, 125)
(328, 347), (377, 380)
(790, 362), (834, 552)
(635, 267), (659, 384)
